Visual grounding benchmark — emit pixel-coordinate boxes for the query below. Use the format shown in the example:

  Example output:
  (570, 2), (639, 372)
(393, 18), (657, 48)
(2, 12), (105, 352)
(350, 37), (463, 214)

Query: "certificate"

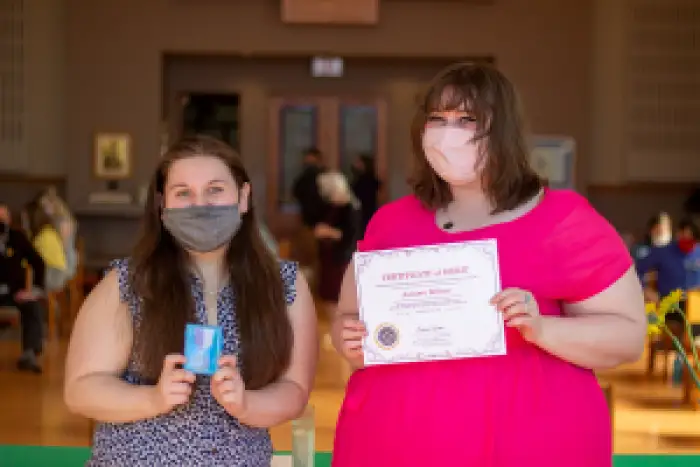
(354, 239), (506, 366)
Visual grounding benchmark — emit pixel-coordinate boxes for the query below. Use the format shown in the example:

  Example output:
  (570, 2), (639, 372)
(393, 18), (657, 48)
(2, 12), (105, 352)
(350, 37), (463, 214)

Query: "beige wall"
(1, 0), (695, 259)
(164, 55), (459, 212)
(56, 0), (598, 258)
(0, 0), (66, 175)
(64, 0), (593, 208)
(25, 0), (67, 176)
(589, 0), (627, 185)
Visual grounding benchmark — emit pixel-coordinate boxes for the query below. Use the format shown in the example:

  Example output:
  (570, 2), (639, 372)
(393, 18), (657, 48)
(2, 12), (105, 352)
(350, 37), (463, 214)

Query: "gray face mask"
(162, 205), (242, 253)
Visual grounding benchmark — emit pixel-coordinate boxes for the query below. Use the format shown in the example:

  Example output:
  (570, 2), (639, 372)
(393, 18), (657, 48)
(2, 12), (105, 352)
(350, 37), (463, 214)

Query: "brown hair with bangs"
(409, 62), (543, 213)
(129, 135), (293, 390)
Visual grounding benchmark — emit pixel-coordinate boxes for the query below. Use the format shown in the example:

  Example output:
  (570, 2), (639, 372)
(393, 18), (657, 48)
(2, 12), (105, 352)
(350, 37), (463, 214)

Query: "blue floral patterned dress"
(88, 258), (298, 466)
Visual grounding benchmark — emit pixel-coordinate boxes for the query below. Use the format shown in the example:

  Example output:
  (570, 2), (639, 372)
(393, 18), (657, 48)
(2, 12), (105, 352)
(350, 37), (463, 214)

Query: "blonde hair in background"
(317, 171), (359, 208)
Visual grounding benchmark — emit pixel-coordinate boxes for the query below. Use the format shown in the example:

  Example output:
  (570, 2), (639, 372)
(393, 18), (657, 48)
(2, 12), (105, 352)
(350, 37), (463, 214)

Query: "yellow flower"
(659, 289), (684, 317)
(669, 289), (684, 303)
(648, 323), (662, 336)
(646, 302), (658, 315)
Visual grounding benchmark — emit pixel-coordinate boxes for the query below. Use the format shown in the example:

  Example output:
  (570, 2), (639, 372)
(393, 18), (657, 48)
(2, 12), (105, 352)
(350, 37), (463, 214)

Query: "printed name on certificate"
(354, 239), (506, 366)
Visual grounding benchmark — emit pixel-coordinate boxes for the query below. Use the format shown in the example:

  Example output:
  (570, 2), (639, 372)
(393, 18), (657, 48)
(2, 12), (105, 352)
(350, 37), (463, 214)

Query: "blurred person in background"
(634, 212), (686, 305)
(350, 153), (381, 235)
(315, 172), (361, 313)
(680, 218), (700, 292)
(677, 217), (699, 255)
(0, 203), (46, 373)
(35, 187), (78, 281)
(23, 199), (69, 292)
(634, 212), (689, 386)
(293, 147), (327, 230)
(292, 147), (328, 288)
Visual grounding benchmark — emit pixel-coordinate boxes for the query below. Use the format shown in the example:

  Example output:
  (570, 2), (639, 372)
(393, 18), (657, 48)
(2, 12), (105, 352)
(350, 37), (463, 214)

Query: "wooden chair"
(686, 290), (700, 327)
(681, 345), (699, 410)
(647, 322), (675, 380)
(681, 291), (700, 410)
(45, 238), (86, 340)
(644, 274), (669, 378)
(44, 237), (87, 340)
(46, 288), (69, 341)
(65, 238), (86, 333)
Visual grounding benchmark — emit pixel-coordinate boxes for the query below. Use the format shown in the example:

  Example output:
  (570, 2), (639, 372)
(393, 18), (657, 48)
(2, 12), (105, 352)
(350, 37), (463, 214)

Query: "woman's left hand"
(14, 288), (40, 302)
(211, 355), (247, 418)
(490, 288), (543, 343)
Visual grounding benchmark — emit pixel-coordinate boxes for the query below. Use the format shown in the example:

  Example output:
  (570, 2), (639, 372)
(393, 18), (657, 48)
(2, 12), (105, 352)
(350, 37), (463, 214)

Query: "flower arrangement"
(646, 289), (700, 390)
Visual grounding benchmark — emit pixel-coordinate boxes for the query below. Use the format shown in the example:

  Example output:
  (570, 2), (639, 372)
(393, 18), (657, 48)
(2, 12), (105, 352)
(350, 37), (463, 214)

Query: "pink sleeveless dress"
(332, 189), (631, 467)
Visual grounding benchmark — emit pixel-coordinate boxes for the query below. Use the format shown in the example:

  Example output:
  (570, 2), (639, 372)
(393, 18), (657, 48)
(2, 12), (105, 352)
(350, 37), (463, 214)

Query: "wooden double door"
(267, 96), (387, 236)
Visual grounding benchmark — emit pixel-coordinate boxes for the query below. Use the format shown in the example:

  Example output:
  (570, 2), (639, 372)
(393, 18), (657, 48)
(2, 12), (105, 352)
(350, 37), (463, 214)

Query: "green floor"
(0, 446), (699, 466)
(0, 447), (330, 466)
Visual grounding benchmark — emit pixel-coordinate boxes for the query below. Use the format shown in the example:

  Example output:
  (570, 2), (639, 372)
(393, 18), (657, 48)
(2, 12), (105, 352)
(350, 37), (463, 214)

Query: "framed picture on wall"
(530, 135), (576, 190)
(93, 133), (132, 179)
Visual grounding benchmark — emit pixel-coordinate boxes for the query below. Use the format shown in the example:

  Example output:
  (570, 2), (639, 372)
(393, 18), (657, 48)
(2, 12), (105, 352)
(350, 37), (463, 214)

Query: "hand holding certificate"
(354, 239), (506, 366)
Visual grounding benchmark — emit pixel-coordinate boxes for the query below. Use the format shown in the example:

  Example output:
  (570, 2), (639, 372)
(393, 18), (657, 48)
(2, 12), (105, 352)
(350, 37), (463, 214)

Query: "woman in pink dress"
(330, 63), (646, 466)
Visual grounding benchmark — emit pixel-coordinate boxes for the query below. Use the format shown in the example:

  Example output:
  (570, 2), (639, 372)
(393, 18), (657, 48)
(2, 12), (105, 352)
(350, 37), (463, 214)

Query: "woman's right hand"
(153, 354), (195, 413)
(335, 315), (368, 366)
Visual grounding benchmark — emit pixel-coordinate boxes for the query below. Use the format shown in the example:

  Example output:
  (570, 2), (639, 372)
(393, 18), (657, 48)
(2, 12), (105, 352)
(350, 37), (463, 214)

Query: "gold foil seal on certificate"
(374, 323), (400, 350)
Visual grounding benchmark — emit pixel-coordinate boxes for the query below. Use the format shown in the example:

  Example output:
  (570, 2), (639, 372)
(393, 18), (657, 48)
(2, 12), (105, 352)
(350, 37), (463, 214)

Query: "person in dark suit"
(292, 148), (329, 288)
(351, 153), (381, 235)
(0, 203), (46, 373)
(292, 147), (326, 229)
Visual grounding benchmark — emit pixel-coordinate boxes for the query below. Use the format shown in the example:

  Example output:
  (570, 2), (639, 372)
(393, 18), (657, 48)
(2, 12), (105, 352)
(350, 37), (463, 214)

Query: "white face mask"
(653, 216), (673, 246)
(653, 230), (672, 247)
(422, 127), (480, 185)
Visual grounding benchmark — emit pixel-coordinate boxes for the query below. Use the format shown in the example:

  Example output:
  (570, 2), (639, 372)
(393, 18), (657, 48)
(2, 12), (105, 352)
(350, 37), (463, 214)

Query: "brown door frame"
(328, 96), (388, 203)
(266, 96), (330, 237)
(267, 95), (389, 237)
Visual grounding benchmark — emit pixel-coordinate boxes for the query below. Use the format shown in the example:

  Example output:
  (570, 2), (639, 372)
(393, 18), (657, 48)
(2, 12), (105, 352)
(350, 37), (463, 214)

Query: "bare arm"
(64, 270), (165, 422)
(235, 271), (318, 428)
(330, 264), (366, 370)
(314, 223), (342, 240)
(533, 267), (647, 369)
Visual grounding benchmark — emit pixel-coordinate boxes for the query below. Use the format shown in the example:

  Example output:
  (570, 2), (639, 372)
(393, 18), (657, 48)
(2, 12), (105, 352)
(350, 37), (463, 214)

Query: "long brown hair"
(130, 135), (293, 389)
(409, 62), (543, 213)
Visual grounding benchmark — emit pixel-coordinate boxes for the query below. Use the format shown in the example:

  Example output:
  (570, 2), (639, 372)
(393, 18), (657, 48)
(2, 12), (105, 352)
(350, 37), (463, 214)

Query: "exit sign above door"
(281, 0), (379, 25)
(311, 57), (344, 77)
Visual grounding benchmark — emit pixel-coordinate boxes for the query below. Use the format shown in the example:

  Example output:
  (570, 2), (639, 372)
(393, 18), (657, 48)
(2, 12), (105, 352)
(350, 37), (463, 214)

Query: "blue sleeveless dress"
(88, 258), (298, 466)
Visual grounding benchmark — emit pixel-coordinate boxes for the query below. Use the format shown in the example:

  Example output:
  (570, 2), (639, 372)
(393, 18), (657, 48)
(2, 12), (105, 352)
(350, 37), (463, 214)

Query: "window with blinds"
(0, 0), (25, 170)
(624, 0), (700, 180)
